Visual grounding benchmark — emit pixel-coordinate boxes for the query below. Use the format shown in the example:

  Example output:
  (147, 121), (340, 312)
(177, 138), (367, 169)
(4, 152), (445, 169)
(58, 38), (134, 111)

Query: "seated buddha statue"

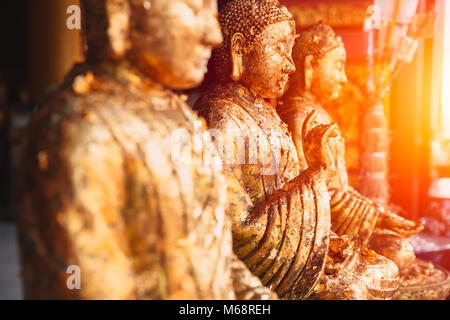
(18, 0), (276, 300)
(195, 0), (399, 300)
(277, 23), (424, 277)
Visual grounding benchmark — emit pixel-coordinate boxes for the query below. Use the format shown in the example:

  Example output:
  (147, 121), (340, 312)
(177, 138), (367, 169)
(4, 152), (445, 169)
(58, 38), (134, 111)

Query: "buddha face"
(310, 45), (347, 101)
(238, 21), (296, 98)
(129, 0), (222, 89)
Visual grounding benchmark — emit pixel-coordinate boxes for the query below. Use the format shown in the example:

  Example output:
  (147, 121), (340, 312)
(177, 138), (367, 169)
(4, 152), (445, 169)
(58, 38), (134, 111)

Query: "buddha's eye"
(204, 0), (217, 11)
(188, 6), (199, 15)
(185, 0), (202, 14)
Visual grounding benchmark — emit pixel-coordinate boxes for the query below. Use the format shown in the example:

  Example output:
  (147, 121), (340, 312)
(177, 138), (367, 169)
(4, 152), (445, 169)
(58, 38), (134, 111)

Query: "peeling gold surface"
(18, 0), (273, 300)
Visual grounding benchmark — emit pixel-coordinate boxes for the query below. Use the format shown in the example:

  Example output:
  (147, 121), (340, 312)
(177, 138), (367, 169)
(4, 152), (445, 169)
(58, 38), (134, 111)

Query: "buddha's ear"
(304, 54), (314, 91)
(106, 0), (131, 60)
(230, 33), (245, 82)
(81, 0), (131, 62)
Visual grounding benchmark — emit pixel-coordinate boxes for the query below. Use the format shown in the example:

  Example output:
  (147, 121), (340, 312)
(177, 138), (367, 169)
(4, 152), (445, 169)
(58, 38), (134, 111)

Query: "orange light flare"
(424, 0), (450, 237)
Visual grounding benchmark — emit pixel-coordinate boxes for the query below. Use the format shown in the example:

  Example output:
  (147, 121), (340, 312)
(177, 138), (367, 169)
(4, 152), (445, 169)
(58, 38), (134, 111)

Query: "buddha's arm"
(19, 117), (137, 299)
(282, 109), (309, 170)
(281, 107), (374, 243)
(281, 106), (349, 183)
(280, 108), (376, 242)
(225, 164), (330, 299)
(330, 187), (424, 243)
(201, 103), (335, 298)
(282, 108), (423, 241)
(231, 254), (279, 300)
(286, 109), (372, 239)
(220, 106), (337, 299)
(329, 187), (380, 243)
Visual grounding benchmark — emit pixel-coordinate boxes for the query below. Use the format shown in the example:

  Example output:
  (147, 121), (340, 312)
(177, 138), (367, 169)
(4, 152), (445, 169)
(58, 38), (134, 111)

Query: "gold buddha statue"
(195, 0), (399, 300)
(278, 23), (448, 299)
(18, 0), (275, 300)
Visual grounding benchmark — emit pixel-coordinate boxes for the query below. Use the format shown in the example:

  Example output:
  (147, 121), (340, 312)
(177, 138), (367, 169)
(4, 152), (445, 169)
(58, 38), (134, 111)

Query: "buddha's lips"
(330, 85), (343, 99)
(196, 49), (212, 69)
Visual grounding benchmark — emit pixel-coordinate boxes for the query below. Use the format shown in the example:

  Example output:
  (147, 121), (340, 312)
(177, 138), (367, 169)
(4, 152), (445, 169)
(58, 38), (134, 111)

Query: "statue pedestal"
(393, 259), (450, 300)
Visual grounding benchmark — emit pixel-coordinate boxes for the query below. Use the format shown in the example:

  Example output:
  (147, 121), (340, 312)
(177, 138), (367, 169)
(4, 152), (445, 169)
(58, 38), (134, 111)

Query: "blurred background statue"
(18, 0), (275, 300)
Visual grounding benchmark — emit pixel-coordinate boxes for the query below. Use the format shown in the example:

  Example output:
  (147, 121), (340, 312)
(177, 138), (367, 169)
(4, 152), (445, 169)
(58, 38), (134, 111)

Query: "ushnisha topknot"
(214, 0), (294, 80)
(293, 22), (344, 63)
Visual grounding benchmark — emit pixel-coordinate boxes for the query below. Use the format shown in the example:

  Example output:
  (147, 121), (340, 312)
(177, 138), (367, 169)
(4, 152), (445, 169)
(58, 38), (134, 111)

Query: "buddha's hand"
(302, 110), (339, 174)
(375, 205), (424, 237)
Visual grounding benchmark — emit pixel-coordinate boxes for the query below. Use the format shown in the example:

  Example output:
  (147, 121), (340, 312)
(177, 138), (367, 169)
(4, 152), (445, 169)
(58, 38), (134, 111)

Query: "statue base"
(393, 259), (450, 300)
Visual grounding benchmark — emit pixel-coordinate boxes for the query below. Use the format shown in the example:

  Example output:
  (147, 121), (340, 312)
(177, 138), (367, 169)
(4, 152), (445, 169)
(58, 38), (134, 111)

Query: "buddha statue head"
(214, 0), (296, 98)
(286, 23), (347, 102)
(81, 0), (222, 89)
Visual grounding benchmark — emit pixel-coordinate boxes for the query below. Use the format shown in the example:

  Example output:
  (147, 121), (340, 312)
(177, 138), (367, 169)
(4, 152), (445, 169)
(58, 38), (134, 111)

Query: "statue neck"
(282, 86), (320, 106)
(226, 81), (266, 107)
(91, 59), (165, 93)
(282, 70), (321, 105)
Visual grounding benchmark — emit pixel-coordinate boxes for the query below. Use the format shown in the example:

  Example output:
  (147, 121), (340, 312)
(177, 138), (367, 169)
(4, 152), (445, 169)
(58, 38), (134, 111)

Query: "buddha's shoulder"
(24, 91), (115, 162)
(278, 99), (314, 116)
(30, 86), (123, 134)
(195, 87), (250, 129)
(196, 85), (243, 112)
(26, 85), (158, 155)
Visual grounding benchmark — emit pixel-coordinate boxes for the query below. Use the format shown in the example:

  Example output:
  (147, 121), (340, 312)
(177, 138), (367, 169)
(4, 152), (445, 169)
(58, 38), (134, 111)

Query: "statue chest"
(225, 100), (300, 204)
(93, 93), (233, 298)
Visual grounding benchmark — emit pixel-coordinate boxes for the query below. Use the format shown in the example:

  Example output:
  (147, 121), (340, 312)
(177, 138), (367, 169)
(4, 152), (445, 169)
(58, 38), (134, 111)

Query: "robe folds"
(196, 83), (331, 299)
(195, 82), (399, 300)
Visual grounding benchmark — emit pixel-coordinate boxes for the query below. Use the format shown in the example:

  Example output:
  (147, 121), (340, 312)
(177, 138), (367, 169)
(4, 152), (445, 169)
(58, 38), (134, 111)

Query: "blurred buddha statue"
(18, 0), (276, 300)
(277, 23), (443, 296)
(195, 0), (399, 300)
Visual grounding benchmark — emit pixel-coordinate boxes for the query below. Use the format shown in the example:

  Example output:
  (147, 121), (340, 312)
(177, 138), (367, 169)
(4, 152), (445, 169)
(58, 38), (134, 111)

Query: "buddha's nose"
(204, 17), (223, 47)
(283, 58), (296, 74)
(341, 71), (348, 84)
